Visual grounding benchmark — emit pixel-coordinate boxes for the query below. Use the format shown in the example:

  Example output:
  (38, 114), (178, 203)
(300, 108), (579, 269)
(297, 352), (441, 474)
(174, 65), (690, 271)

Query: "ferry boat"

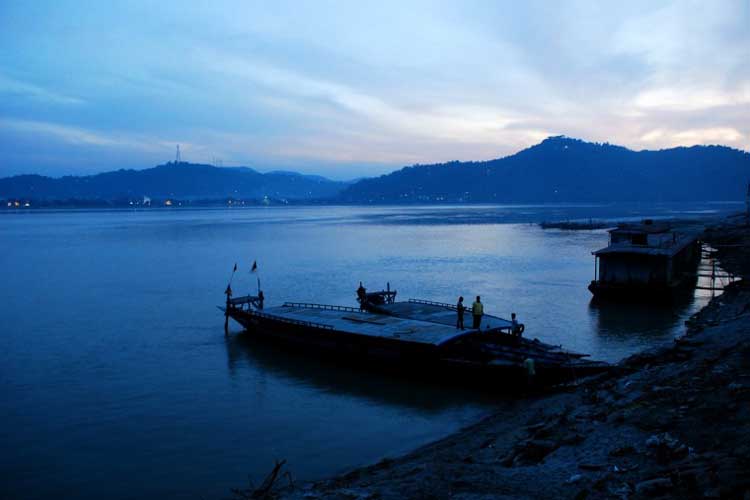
(221, 286), (609, 388)
(589, 219), (701, 301)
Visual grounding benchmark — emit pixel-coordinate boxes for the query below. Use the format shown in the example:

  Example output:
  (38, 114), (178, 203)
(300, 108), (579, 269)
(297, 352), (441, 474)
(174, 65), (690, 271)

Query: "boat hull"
(588, 275), (698, 303)
(226, 308), (608, 388)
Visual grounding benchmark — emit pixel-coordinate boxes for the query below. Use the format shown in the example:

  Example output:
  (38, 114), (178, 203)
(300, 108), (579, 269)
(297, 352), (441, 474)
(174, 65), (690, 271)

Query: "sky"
(0, 0), (748, 180)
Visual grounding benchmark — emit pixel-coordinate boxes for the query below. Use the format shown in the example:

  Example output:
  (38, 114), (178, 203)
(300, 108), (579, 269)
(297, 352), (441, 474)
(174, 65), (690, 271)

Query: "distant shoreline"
(3, 138), (748, 207)
(1, 199), (745, 210)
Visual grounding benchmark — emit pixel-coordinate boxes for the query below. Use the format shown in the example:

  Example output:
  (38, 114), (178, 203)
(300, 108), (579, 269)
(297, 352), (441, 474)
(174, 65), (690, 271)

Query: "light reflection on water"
(0, 203), (735, 500)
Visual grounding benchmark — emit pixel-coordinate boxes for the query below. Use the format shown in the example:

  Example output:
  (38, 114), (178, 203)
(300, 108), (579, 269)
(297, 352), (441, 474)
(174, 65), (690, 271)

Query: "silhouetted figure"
(511, 312), (522, 337)
(258, 290), (264, 310)
(356, 282), (367, 310)
(472, 295), (483, 329)
(456, 296), (465, 329)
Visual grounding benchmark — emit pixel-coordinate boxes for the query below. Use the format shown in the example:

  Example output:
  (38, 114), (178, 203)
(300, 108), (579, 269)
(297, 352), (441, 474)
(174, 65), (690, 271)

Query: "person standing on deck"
(472, 296), (483, 329)
(511, 312), (521, 337)
(456, 296), (465, 329)
(357, 282), (367, 310)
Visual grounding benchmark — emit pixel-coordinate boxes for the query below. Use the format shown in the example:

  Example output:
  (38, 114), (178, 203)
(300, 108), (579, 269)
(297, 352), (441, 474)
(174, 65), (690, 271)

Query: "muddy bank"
(254, 215), (750, 500)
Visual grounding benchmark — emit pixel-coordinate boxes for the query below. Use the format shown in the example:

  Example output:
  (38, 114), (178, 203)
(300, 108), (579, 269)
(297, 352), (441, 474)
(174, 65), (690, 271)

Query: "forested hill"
(0, 162), (347, 201)
(339, 137), (750, 203)
(3, 137), (748, 205)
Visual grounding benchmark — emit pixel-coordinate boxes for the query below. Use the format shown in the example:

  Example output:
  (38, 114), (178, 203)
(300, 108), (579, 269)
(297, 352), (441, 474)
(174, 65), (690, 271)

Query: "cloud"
(0, 0), (748, 177)
(198, 49), (549, 151)
(640, 127), (744, 146)
(0, 119), (121, 146)
(0, 73), (84, 105)
(0, 118), (205, 155)
(633, 85), (750, 112)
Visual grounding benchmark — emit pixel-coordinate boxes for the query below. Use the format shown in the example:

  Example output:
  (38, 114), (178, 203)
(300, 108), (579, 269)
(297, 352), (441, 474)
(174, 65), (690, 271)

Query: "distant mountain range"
(340, 136), (750, 203)
(2, 137), (748, 205)
(0, 162), (347, 202)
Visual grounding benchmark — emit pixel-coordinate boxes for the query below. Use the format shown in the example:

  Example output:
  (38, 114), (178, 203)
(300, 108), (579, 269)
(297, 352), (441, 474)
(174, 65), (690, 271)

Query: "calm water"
(0, 204), (734, 499)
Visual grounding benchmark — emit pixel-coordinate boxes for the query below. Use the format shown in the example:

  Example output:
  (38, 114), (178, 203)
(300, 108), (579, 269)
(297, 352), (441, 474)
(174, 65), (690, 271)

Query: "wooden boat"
(589, 219), (701, 301)
(221, 288), (610, 388)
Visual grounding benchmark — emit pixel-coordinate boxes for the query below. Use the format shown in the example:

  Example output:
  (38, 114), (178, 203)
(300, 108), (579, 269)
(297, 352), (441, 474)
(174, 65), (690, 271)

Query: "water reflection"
(588, 294), (694, 342)
(353, 203), (733, 226)
(2, 204), (740, 500)
(225, 333), (502, 413)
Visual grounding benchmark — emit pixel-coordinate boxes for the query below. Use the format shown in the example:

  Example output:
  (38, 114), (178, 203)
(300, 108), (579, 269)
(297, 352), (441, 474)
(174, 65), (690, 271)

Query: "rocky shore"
(248, 215), (750, 500)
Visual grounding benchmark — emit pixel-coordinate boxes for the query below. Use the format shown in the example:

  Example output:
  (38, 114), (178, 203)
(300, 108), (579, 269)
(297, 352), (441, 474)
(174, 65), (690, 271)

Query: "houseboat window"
(631, 234), (647, 245)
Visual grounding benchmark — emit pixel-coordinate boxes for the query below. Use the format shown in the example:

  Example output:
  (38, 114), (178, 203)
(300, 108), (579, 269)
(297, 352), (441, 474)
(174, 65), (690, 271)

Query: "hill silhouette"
(0, 162), (347, 201)
(340, 136), (750, 203)
(3, 137), (748, 204)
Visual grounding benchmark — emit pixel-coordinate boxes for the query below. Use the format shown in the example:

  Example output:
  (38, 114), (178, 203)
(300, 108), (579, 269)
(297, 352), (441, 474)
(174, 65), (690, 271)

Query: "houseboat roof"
(259, 303), (483, 346)
(593, 232), (699, 257)
(608, 220), (672, 235)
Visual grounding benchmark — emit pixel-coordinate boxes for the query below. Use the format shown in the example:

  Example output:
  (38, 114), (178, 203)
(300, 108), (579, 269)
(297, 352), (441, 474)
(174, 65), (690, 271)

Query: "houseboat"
(221, 286), (609, 388)
(588, 219), (701, 301)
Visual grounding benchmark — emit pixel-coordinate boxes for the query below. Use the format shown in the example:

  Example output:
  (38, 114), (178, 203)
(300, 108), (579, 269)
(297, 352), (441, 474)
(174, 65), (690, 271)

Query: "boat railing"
(282, 302), (366, 313)
(408, 298), (459, 310)
(251, 310), (334, 330)
(229, 295), (260, 306)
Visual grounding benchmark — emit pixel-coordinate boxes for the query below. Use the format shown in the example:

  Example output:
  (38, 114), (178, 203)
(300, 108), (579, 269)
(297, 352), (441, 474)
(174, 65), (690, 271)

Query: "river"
(0, 203), (735, 499)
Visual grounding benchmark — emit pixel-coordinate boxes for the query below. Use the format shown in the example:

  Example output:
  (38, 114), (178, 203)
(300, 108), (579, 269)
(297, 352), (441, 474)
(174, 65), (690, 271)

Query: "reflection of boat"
(589, 219), (701, 301)
(221, 286), (609, 388)
(588, 294), (693, 341)
(225, 334), (501, 411)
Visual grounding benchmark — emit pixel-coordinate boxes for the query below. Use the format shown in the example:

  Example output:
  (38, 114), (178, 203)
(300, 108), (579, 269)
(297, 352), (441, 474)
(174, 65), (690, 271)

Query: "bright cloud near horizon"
(1, 0), (748, 179)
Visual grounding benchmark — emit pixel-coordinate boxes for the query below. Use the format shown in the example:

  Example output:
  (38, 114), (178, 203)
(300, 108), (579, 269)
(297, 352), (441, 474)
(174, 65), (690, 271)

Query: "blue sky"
(1, 0), (748, 179)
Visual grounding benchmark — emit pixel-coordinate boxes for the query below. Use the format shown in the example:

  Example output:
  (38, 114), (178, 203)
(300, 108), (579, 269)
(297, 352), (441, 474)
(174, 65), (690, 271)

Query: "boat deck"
(377, 300), (514, 331)
(261, 303), (474, 346)
(592, 233), (699, 257)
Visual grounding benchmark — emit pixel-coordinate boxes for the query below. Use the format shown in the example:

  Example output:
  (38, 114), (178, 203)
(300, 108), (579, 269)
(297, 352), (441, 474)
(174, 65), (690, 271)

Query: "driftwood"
(231, 459), (291, 500)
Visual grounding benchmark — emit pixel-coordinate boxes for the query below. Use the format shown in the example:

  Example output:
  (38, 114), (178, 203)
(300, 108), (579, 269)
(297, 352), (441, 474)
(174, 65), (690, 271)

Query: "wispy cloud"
(0, 0), (747, 177)
(197, 49), (550, 157)
(0, 119), (119, 146)
(0, 73), (84, 105)
(640, 127), (744, 146)
(0, 118), (206, 157)
(633, 85), (750, 112)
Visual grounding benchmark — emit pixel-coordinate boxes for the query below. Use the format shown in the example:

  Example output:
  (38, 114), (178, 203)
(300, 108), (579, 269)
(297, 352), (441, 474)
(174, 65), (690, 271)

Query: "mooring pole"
(224, 284), (232, 337)
(224, 295), (230, 336)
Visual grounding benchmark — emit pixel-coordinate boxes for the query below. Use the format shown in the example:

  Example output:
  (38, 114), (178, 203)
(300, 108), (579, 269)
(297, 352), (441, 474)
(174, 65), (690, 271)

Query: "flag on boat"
(251, 260), (258, 273)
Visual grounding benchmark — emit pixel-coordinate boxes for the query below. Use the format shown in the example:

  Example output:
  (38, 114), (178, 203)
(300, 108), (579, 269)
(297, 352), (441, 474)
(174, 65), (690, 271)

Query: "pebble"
(728, 382), (744, 393)
(566, 474), (583, 484)
(635, 477), (673, 496)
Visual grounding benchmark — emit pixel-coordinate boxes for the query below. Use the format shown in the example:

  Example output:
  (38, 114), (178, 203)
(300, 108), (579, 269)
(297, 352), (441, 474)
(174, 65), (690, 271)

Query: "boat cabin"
(590, 220), (700, 298)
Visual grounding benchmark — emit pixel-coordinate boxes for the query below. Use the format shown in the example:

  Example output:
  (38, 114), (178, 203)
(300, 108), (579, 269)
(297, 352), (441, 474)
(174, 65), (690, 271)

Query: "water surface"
(0, 204), (733, 499)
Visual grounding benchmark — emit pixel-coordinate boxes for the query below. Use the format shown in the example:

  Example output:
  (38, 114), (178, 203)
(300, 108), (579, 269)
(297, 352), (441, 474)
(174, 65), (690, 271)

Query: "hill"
(339, 137), (750, 203)
(0, 162), (347, 202)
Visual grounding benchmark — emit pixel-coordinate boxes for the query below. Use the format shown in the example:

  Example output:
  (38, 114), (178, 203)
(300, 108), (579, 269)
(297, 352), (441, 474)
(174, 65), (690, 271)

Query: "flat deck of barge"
(374, 299), (514, 331)
(260, 303), (475, 346)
